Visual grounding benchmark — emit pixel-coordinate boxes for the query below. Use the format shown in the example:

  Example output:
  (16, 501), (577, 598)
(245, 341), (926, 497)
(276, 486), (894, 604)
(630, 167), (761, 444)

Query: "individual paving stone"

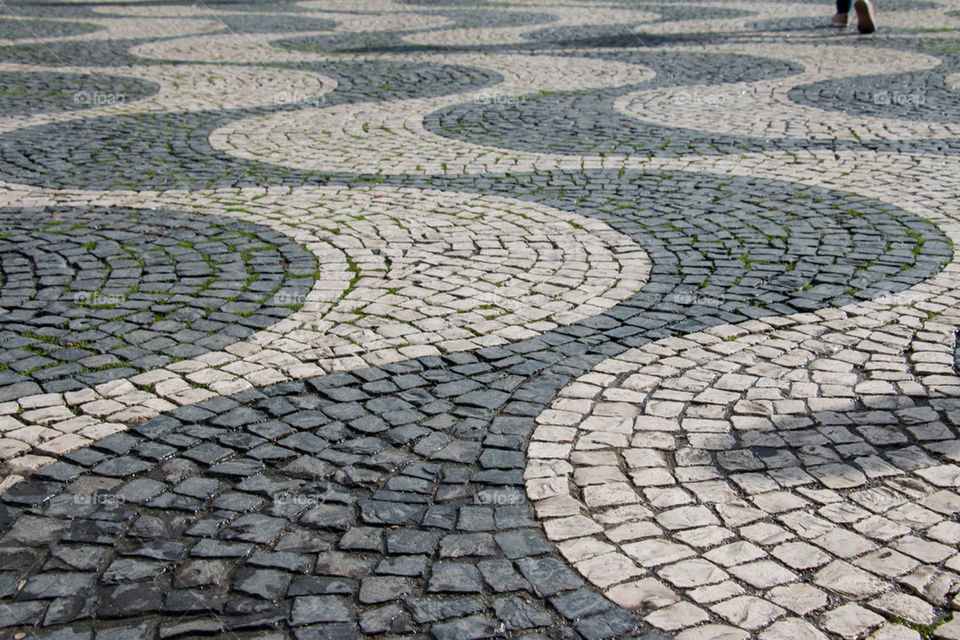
(359, 500), (424, 526)
(21, 572), (95, 598)
(491, 595), (554, 631)
(428, 563), (484, 594)
(813, 529), (877, 558)
(551, 590), (622, 630)
(703, 541), (766, 568)
(766, 584), (829, 616)
(854, 549), (920, 578)
(869, 624), (923, 640)
(867, 592), (937, 626)
(658, 559), (728, 588)
(386, 529), (441, 555)
(1, 478), (63, 506)
(900, 566), (960, 606)
(439, 533), (497, 558)
(430, 614), (498, 640)
(46, 545), (109, 572)
(543, 515), (604, 540)
(290, 595), (353, 626)
(359, 602), (413, 634)
(0, 601), (47, 629)
(814, 561), (890, 599)
(287, 575), (356, 597)
(101, 558), (168, 583)
(821, 603), (886, 638)
(644, 601), (710, 632)
(576, 551), (644, 589)
(232, 568), (292, 600)
(300, 503), (353, 532)
(223, 513), (288, 544)
(854, 515), (912, 541)
(404, 597), (483, 625)
(359, 576), (417, 603)
(771, 542), (832, 570)
(727, 560), (797, 589)
(655, 505), (720, 531)
(97, 582), (163, 617)
(934, 618), (960, 640)
(711, 596), (786, 630)
(623, 539), (697, 567)
(516, 557), (584, 597)
(476, 559), (530, 593)
(757, 618), (827, 640)
(926, 521), (960, 546)
(189, 538), (252, 559)
(808, 464), (868, 490)
(375, 554), (428, 577)
(174, 559), (231, 589)
(606, 578), (680, 610)
(338, 527), (383, 552)
(677, 626), (750, 640)
(893, 535), (956, 563)
(494, 529), (553, 559)
(575, 607), (641, 640)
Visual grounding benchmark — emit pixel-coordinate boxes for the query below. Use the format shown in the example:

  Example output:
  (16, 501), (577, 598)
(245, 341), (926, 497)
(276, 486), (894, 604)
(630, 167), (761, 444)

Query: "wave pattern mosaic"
(0, 0), (958, 639)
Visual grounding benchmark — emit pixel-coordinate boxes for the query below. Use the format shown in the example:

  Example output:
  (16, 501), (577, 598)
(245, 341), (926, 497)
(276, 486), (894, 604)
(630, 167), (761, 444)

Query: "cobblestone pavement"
(0, 0), (959, 638)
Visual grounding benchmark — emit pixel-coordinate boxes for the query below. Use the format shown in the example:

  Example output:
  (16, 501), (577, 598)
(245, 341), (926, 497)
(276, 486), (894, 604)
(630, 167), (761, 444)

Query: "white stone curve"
(207, 52), (655, 174)
(0, 183), (651, 490)
(612, 43), (958, 141)
(0, 63), (337, 135)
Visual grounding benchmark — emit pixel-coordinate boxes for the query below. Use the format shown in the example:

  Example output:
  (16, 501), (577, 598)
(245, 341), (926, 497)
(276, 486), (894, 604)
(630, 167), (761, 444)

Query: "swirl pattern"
(0, 0), (959, 639)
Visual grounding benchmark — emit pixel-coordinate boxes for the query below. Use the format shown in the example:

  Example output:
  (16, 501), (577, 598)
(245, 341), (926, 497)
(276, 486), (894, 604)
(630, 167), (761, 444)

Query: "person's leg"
(833, 0), (852, 26)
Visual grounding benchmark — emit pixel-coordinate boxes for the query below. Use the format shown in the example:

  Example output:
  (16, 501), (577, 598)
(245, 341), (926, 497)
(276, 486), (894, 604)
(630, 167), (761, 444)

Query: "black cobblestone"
(0, 207), (317, 394)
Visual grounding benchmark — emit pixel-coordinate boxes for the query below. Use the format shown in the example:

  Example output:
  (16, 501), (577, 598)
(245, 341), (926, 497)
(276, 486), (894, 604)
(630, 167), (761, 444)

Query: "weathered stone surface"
(1, 4), (959, 640)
